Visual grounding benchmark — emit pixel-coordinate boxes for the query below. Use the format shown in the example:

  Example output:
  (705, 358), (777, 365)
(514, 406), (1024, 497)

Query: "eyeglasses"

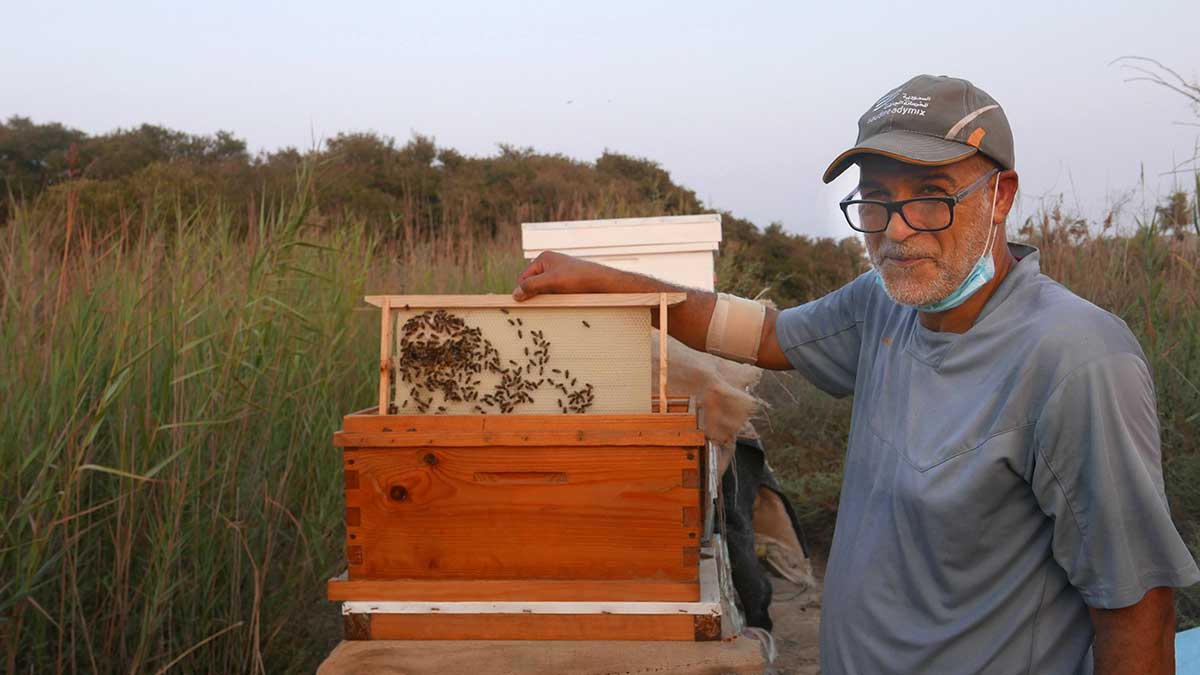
(839, 169), (999, 233)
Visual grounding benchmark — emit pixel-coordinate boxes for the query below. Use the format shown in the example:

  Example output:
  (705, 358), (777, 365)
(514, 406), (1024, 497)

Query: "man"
(512, 74), (1200, 674)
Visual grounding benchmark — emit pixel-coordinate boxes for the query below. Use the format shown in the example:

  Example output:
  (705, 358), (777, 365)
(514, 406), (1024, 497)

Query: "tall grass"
(0, 174), (525, 672)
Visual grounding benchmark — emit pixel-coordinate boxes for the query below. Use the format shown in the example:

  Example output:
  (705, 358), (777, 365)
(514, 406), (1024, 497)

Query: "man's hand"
(511, 252), (795, 370)
(1090, 587), (1176, 674)
(512, 251), (624, 300)
(513, 252), (714, 346)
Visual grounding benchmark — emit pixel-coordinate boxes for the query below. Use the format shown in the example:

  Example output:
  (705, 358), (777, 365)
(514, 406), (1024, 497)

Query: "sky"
(3, 0), (1198, 240)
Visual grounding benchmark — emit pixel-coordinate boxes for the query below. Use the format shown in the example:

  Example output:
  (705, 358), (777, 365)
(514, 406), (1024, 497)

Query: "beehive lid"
(521, 214), (722, 259)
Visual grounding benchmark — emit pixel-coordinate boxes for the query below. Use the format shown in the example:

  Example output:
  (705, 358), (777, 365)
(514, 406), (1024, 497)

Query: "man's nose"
(884, 207), (916, 242)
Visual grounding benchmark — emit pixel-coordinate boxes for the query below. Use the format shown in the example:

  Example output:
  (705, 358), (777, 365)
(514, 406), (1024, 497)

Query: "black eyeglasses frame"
(838, 168), (1000, 234)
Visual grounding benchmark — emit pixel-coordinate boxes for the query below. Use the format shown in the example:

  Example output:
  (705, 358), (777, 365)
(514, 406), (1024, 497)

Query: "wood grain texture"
(341, 405), (697, 433)
(343, 446), (700, 581)
(360, 612), (698, 641)
(344, 396), (692, 422)
(363, 293), (687, 309)
(327, 577), (700, 602)
(334, 429), (706, 448)
(378, 297), (391, 415)
(316, 637), (766, 674)
(659, 294), (668, 415)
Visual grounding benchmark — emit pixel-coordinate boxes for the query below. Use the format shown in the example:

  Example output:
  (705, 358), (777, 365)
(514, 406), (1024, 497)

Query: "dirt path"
(766, 575), (822, 674)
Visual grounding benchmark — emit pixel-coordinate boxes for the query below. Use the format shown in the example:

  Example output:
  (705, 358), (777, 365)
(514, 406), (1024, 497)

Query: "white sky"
(3, 0), (1198, 239)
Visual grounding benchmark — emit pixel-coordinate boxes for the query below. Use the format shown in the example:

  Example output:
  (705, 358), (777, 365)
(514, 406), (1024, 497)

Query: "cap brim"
(822, 130), (978, 183)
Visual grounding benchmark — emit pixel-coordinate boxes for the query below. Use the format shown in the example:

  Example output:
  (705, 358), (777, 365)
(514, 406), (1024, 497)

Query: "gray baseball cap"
(823, 74), (1015, 183)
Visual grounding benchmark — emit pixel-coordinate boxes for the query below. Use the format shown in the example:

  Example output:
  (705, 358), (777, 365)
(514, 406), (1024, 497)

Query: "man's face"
(857, 155), (998, 307)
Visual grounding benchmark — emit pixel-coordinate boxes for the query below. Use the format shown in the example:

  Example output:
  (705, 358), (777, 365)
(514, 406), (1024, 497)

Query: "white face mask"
(875, 175), (1001, 313)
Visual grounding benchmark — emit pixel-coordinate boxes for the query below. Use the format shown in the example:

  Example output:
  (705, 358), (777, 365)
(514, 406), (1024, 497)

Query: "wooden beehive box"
(327, 293), (731, 641)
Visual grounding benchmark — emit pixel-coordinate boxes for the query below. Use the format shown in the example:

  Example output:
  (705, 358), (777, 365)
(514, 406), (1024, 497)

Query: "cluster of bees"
(396, 308), (595, 414)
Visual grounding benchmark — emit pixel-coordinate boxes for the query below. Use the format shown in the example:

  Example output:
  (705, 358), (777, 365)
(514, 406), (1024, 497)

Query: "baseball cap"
(822, 74), (1015, 183)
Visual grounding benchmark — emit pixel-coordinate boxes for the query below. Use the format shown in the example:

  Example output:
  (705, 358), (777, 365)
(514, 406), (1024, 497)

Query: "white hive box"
(522, 214), (722, 291)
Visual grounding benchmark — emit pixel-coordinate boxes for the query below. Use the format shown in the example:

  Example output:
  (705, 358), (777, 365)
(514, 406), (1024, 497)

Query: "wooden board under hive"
(328, 534), (739, 642)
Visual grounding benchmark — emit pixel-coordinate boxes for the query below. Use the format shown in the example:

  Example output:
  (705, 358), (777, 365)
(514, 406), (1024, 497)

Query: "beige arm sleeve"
(705, 293), (766, 364)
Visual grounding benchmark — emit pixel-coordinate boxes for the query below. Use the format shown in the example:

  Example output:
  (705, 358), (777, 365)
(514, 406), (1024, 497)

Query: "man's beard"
(868, 202), (990, 307)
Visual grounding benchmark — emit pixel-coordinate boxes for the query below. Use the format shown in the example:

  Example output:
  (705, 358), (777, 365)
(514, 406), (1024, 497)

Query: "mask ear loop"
(980, 174), (1001, 262)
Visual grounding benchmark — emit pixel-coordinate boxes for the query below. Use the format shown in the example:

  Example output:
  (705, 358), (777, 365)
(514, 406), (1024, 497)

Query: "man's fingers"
(514, 253), (571, 301)
(516, 259), (546, 285)
(513, 271), (553, 302)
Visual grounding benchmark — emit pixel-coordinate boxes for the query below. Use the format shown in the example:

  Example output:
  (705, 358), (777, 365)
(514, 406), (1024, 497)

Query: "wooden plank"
(341, 405), (697, 433)
(378, 298), (392, 414)
(341, 599), (719, 615)
(363, 293), (687, 309)
(317, 638), (767, 674)
(333, 429), (706, 448)
(343, 446), (700, 581)
(327, 576), (700, 602)
(659, 293), (668, 414)
(362, 613), (697, 641)
(331, 547), (717, 605)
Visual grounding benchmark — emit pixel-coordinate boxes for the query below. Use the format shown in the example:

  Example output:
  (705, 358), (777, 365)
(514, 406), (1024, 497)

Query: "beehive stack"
(327, 293), (737, 642)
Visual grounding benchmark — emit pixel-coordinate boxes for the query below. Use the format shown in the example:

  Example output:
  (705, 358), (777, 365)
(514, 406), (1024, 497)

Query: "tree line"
(0, 116), (866, 307)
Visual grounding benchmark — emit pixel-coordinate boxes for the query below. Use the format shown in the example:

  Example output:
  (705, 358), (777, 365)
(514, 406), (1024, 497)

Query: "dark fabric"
(721, 436), (808, 631)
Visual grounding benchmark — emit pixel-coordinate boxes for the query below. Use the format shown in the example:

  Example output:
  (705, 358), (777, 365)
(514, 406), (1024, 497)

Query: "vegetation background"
(2, 66), (1197, 672)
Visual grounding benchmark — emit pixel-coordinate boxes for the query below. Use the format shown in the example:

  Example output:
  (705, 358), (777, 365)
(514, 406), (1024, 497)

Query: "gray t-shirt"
(775, 243), (1199, 674)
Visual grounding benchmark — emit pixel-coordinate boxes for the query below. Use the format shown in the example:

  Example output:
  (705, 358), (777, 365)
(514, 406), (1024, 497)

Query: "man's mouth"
(882, 255), (932, 269)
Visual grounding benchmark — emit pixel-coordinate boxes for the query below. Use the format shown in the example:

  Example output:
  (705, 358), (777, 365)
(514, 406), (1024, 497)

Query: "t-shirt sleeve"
(773, 273), (869, 397)
(1031, 352), (1200, 609)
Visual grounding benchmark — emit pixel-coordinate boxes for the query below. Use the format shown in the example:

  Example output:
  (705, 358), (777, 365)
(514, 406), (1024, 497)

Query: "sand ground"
(764, 575), (822, 674)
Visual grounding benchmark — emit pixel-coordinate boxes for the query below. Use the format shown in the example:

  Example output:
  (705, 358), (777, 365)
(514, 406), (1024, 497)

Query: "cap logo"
(872, 89), (903, 111)
(866, 92), (932, 124)
(966, 128), (987, 148)
(944, 104), (999, 140)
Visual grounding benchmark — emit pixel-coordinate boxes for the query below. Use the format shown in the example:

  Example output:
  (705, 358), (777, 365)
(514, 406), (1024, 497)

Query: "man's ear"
(995, 170), (1019, 225)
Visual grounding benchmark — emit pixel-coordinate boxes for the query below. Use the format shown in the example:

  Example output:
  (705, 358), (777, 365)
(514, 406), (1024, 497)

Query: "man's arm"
(1029, 350), (1199, 672)
(1089, 587), (1176, 674)
(512, 252), (794, 369)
